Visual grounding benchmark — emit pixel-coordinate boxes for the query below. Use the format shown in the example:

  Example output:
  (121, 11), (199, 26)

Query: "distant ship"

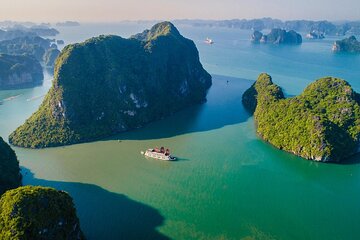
(305, 31), (325, 39)
(204, 37), (214, 44)
(141, 147), (176, 161)
(332, 42), (340, 52)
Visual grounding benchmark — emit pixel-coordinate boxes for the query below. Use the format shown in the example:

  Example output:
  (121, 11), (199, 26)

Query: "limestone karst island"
(0, 137), (84, 238)
(9, 22), (212, 148)
(242, 73), (360, 162)
(0, 0), (360, 239)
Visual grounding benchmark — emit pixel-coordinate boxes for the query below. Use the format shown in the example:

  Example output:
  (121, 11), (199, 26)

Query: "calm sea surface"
(0, 22), (360, 239)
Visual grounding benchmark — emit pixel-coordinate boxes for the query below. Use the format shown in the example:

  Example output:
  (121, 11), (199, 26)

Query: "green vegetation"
(0, 186), (84, 239)
(9, 22), (212, 148)
(242, 73), (360, 162)
(332, 36), (360, 53)
(0, 54), (43, 90)
(0, 139), (84, 238)
(0, 137), (21, 195)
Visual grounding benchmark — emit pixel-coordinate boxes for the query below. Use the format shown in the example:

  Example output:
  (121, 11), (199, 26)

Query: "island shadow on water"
(21, 167), (170, 240)
(105, 75), (254, 141)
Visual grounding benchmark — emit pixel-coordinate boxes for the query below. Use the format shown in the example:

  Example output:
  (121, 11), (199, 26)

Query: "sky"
(1, 0), (359, 22)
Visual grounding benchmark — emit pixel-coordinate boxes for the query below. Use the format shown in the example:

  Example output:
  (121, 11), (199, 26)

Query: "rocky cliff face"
(242, 73), (360, 162)
(251, 30), (263, 43)
(0, 186), (84, 239)
(0, 54), (43, 90)
(0, 137), (21, 195)
(43, 48), (61, 68)
(332, 36), (360, 53)
(251, 28), (302, 44)
(9, 22), (212, 148)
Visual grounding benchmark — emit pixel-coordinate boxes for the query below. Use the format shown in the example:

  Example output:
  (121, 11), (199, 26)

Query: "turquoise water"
(1, 23), (360, 239)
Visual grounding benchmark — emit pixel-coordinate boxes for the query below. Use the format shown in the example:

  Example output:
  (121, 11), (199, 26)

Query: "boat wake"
(26, 95), (45, 102)
(2, 94), (22, 102)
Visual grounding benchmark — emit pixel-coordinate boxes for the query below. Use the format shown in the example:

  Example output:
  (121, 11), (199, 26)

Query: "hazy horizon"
(1, 0), (359, 23)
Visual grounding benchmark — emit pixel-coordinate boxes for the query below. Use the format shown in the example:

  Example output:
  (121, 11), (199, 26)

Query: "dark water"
(0, 23), (359, 239)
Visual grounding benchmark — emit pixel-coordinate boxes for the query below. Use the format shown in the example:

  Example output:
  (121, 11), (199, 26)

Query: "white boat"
(141, 147), (176, 161)
(204, 37), (214, 44)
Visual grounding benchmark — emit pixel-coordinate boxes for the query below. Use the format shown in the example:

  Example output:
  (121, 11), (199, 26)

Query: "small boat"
(141, 147), (176, 161)
(204, 37), (214, 45)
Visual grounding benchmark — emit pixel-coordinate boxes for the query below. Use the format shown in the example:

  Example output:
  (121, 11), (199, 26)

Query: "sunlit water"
(0, 23), (360, 239)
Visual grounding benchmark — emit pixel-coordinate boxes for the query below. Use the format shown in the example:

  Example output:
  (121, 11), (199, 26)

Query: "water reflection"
(22, 167), (170, 240)
(107, 75), (253, 141)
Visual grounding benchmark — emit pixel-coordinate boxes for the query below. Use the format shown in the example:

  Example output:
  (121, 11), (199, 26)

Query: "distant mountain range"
(0, 24), (61, 89)
(173, 18), (360, 36)
(0, 20), (79, 32)
(55, 21), (80, 27)
(2, 18), (359, 36)
(0, 22), (59, 37)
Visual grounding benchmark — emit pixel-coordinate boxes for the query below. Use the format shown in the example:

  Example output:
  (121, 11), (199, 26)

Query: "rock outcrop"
(332, 36), (360, 53)
(56, 40), (65, 45)
(0, 186), (84, 239)
(251, 30), (263, 43)
(9, 22), (212, 148)
(242, 73), (360, 162)
(0, 54), (43, 90)
(43, 48), (61, 68)
(251, 28), (302, 45)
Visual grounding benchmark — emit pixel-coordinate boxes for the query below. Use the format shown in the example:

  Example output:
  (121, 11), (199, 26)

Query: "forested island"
(0, 137), (21, 195)
(28, 26), (59, 36)
(0, 35), (54, 61)
(0, 137), (84, 239)
(242, 73), (360, 162)
(332, 36), (360, 53)
(0, 54), (43, 90)
(251, 28), (302, 44)
(0, 29), (38, 41)
(0, 27), (62, 88)
(3, 25), (59, 37)
(0, 186), (84, 239)
(9, 22), (212, 148)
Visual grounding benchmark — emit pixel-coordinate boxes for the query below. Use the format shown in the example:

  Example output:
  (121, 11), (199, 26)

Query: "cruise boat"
(141, 147), (176, 161)
(204, 37), (214, 44)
